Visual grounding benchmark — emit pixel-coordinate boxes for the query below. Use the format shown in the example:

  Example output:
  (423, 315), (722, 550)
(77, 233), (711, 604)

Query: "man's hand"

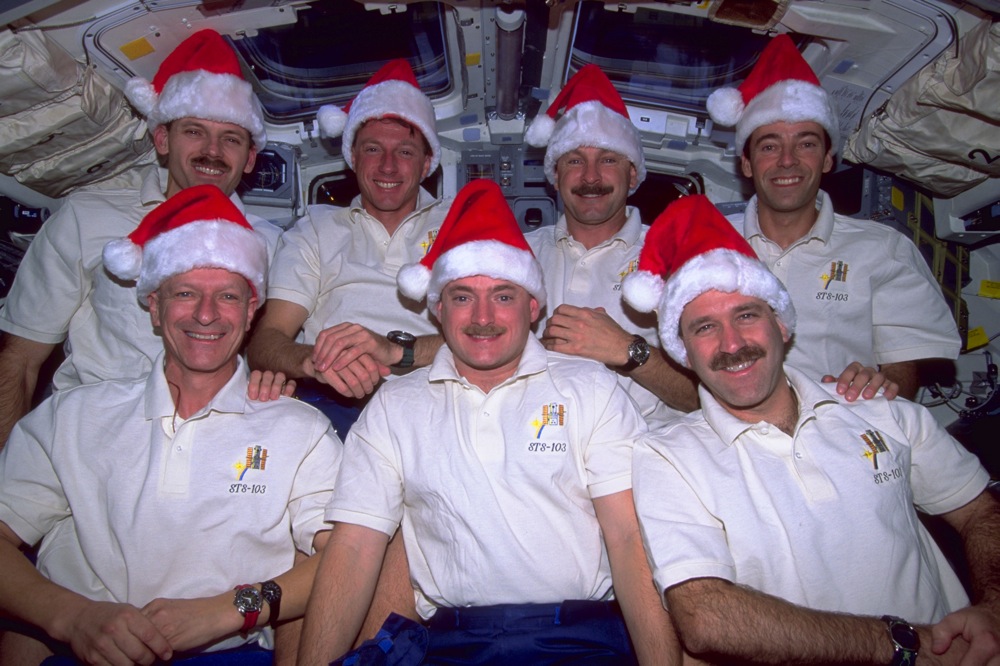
(142, 595), (242, 654)
(541, 305), (633, 366)
(307, 323), (392, 399)
(931, 606), (1000, 665)
(247, 370), (296, 402)
(821, 362), (899, 402)
(60, 601), (172, 666)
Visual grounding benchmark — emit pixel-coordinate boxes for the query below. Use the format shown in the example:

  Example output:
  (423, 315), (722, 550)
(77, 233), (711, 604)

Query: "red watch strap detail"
(234, 584), (260, 635)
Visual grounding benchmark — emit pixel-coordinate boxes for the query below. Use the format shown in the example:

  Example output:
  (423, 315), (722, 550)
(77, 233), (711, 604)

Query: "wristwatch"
(233, 584), (263, 635)
(882, 615), (919, 666)
(259, 580), (283, 628)
(621, 335), (650, 372)
(387, 330), (416, 368)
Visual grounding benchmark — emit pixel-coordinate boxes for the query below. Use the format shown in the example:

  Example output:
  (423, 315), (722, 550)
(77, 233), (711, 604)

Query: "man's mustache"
(571, 184), (613, 197)
(710, 345), (766, 371)
(463, 325), (506, 337)
(192, 156), (230, 171)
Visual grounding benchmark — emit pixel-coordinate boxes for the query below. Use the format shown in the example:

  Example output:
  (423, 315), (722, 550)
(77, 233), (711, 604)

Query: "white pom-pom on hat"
(316, 104), (348, 139)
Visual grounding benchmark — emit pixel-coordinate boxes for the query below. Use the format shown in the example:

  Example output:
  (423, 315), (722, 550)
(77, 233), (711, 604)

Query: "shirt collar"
(348, 186), (440, 223)
(743, 190), (834, 245)
(428, 335), (549, 390)
(554, 206), (643, 248)
(144, 353), (250, 420)
(698, 363), (839, 446)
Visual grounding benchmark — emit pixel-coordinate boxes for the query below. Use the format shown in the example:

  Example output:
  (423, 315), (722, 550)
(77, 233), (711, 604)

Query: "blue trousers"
(295, 380), (367, 439)
(334, 601), (637, 666)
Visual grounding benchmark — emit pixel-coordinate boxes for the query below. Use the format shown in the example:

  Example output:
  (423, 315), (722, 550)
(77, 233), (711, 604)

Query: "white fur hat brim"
(657, 248), (796, 366)
(543, 100), (646, 193)
(131, 220), (268, 300)
(421, 239), (545, 310)
(735, 79), (839, 154)
(341, 79), (440, 175)
(146, 70), (268, 148)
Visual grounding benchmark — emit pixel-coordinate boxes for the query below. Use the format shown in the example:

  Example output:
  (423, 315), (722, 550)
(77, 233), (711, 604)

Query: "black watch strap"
(260, 580), (283, 628)
(387, 330), (416, 368)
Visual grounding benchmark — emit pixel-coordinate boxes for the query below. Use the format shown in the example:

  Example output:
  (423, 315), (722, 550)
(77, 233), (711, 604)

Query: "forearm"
(608, 532), (680, 664)
(667, 578), (895, 664)
(879, 360), (919, 401)
(0, 528), (89, 643)
(958, 493), (1000, 608)
(410, 334), (443, 369)
(247, 327), (315, 380)
(354, 534), (417, 647)
(0, 335), (50, 447)
(297, 525), (388, 665)
(629, 350), (699, 413)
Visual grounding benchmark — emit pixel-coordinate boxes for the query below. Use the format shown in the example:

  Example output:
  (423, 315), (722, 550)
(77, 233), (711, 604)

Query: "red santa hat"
(397, 179), (544, 309)
(622, 195), (795, 366)
(316, 59), (441, 175)
(103, 184), (268, 301)
(706, 33), (838, 154)
(125, 29), (267, 148)
(525, 64), (645, 192)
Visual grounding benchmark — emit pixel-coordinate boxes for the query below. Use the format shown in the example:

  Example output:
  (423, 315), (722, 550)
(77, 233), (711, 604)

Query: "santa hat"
(525, 64), (645, 193)
(622, 195), (795, 366)
(103, 184), (267, 301)
(706, 33), (838, 154)
(316, 59), (441, 175)
(397, 179), (544, 309)
(125, 29), (267, 148)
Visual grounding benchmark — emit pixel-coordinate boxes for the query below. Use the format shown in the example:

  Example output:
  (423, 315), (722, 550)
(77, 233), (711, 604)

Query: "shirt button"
(795, 452), (803, 459)
(759, 426), (769, 435)
(176, 445), (182, 452)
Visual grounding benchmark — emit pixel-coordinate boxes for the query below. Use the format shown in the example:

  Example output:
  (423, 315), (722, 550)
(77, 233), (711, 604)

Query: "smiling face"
(555, 145), (637, 234)
(351, 117), (432, 230)
(434, 275), (539, 392)
(155, 118), (257, 198)
(680, 289), (791, 420)
(149, 268), (258, 386)
(740, 120), (833, 220)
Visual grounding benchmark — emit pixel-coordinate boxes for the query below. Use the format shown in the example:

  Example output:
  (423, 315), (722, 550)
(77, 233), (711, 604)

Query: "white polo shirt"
(0, 167), (281, 389)
(0, 356), (341, 651)
(634, 365), (987, 623)
(327, 337), (643, 619)
(728, 191), (960, 378)
(267, 189), (446, 342)
(526, 208), (680, 428)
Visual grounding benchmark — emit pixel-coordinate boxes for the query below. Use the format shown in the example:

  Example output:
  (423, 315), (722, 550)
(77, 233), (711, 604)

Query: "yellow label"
(979, 280), (1000, 299)
(120, 37), (155, 61)
(890, 186), (904, 211)
(466, 53), (481, 66)
(967, 326), (989, 350)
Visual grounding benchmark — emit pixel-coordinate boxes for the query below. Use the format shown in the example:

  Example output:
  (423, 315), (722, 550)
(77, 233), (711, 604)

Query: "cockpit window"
(231, 2), (449, 121)
(570, 1), (774, 114)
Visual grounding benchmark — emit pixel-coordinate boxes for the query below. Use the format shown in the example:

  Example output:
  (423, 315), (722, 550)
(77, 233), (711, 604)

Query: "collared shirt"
(634, 365), (987, 623)
(327, 337), (644, 619)
(728, 191), (960, 378)
(0, 167), (281, 388)
(526, 208), (680, 427)
(268, 188), (445, 342)
(0, 355), (340, 651)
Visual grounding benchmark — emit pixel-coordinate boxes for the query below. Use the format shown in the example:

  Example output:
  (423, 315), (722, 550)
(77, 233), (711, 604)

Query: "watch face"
(234, 586), (263, 613)
(388, 330), (416, 345)
(890, 623), (919, 651)
(260, 580), (282, 604)
(629, 338), (650, 365)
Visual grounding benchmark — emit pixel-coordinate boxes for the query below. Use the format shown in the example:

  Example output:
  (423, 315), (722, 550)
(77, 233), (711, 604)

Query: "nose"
(193, 295), (220, 325)
(378, 150), (398, 174)
(471, 298), (494, 326)
(201, 133), (223, 158)
(719, 321), (747, 353)
(776, 144), (797, 168)
(581, 158), (601, 183)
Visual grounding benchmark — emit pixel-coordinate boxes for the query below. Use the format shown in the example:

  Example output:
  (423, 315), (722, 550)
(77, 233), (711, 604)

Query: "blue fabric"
(331, 601), (637, 666)
(41, 644), (273, 665)
(295, 380), (366, 438)
(330, 613), (428, 666)
(423, 600), (637, 665)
